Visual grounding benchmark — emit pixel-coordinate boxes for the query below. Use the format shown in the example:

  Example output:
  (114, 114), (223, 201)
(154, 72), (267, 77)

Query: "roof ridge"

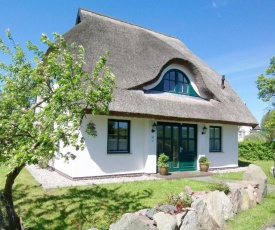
(78, 8), (179, 40)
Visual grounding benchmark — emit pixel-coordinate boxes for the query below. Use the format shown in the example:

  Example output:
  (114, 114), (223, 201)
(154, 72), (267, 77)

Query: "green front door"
(157, 122), (197, 171)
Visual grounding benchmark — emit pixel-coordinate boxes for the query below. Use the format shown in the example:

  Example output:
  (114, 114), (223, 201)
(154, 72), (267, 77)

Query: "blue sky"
(1, 0), (274, 124)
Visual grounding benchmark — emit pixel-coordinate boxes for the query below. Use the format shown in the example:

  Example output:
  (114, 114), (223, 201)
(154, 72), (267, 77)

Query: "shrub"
(157, 153), (169, 167)
(243, 133), (266, 142)
(238, 141), (274, 161)
(165, 192), (192, 214)
(199, 156), (210, 164)
(209, 183), (230, 195)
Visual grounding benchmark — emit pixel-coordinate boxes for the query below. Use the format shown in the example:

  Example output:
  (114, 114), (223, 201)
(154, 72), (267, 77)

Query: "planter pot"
(159, 166), (169, 175)
(199, 163), (210, 172)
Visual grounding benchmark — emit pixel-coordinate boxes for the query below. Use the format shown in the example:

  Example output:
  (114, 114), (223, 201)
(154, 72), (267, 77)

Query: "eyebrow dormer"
(143, 64), (207, 99)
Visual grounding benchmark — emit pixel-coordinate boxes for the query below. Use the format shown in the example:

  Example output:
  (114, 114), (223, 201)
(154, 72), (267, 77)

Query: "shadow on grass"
(13, 183), (153, 229)
(238, 159), (252, 167)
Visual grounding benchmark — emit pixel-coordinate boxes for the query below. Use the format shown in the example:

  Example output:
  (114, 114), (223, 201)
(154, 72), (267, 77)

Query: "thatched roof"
(63, 8), (258, 127)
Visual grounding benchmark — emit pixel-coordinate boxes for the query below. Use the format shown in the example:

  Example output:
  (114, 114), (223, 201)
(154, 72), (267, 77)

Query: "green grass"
(1, 163), (275, 229)
(226, 192), (275, 230)
(213, 159), (275, 185)
(0, 166), (211, 229)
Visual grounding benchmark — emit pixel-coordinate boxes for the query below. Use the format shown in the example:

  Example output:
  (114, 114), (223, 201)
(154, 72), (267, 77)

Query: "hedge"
(238, 141), (274, 161)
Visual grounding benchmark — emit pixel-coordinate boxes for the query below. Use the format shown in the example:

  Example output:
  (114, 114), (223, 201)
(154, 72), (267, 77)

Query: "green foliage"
(261, 110), (275, 141)
(256, 56), (275, 140)
(165, 192), (193, 214)
(157, 153), (169, 167)
(238, 141), (274, 161)
(243, 133), (266, 142)
(199, 156), (210, 164)
(0, 31), (116, 173)
(208, 183), (230, 195)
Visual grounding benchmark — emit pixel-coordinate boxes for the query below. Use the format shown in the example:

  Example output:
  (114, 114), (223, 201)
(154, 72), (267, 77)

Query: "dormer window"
(163, 70), (189, 94)
(148, 68), (199, 97)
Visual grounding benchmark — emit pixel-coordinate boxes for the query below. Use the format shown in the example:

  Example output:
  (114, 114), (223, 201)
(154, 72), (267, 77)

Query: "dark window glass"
(107, 120), (130, 153)
(163, 69), (189, 94)
(209, 126), (222, 152)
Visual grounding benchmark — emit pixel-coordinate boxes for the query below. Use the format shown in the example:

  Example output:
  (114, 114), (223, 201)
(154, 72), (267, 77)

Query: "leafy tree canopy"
(256, 56), (275, 140)
(0, 30), (115, 229)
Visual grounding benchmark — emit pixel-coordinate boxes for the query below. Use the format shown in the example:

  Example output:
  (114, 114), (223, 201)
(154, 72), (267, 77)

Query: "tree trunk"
(2, 165), (24, 230)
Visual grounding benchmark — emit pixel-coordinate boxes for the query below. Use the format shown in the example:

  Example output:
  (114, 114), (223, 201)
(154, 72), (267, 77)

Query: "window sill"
(107, 152), (131, 154)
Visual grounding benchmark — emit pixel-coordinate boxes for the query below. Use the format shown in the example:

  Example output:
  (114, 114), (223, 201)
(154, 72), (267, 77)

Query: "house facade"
(50, 9), (258, 179)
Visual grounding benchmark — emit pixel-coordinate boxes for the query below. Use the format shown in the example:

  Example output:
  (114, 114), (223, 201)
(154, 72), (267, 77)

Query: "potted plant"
(157, 153), (170, 175)
(199, 156), (210, 172)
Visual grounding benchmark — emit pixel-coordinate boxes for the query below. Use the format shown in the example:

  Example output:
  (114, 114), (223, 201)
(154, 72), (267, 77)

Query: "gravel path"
(26, 165), (249, 190)
(26, 165), (160, 190)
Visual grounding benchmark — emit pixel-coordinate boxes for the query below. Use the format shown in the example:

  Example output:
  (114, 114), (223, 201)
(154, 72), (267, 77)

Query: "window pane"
(189, 127), (194, 138)
(170, 81), (175, 91)
(215, 139), (220, 150)
(107, 135), (117, 151)
(157, 138), (163, 153)
(164, 79), (169, 91)
(210, 127), (214, 138)
(178, 82), (183, 93)
(164, 73), (169, 80)
(182, 127), (187, 138)
(189, 140), (194, 151)
(165, 139), (171, 152)
(173, 126), (179, 167)
(182, 140), (187, 151)
(165, 126), (171, 138)
(210, 139), (215, 150)
(108, 120), (130, 153)
(178, 72), (183, 82)
(119, 121), (128, 138)
(183, 77), (188, 84)
(157, 126), (163, 138)
(170, 71), (175, 81)
(215, 128), (220, 138)
(182, 84), (188, 94)
(118, 138), (128, 151)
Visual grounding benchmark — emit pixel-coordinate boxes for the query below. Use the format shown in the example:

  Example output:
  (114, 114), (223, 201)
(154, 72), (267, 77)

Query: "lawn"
(214, 159), (275, 185)
(0, 166), (211, 229)
(0, 163), (275, 230)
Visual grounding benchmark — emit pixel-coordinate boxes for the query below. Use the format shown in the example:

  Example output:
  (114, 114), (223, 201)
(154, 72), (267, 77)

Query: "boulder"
(192, 191), (233, 229)
(243, 164), (267, 197)
(153, 212), (177, 230)
(109, 213), (152, 230)
(146, 205), (177, 219)
(176, 209), (200, 230)
(226, 183), (243, 214)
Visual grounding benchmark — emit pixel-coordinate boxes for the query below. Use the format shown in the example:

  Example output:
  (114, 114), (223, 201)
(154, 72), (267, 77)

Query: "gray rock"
(227, 183), (243, 214)
(240, 189), (250, 211)
(109, 213), (152, 230)
(243, 164), (268, 197)
(153, 212), (177, 230)
(192, 191), (233, 229)
(146, 205), (177, 219)
(176, 209), (200, 230)
(191, 195), (212, 229)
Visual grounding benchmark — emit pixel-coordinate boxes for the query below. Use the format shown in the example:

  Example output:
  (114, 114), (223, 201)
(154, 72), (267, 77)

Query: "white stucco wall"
(51, 115), (157, 178)
(197, 124), (238, 169)
(51, 116), (239, 178)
